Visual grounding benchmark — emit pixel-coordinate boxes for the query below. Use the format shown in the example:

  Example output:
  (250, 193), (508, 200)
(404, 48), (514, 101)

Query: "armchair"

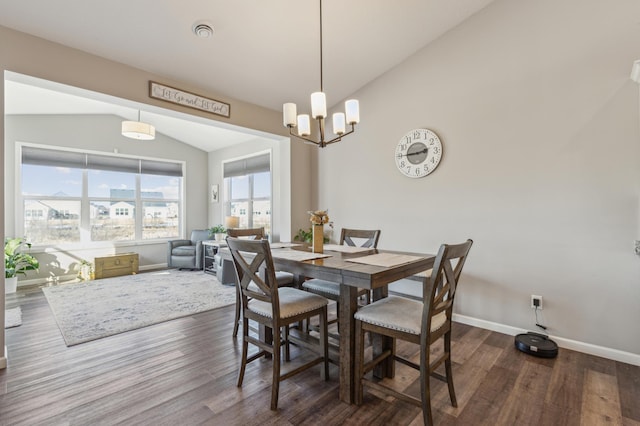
(167, 229), (213, 270)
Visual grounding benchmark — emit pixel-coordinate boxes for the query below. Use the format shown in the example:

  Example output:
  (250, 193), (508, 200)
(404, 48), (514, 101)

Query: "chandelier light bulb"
(345, 100), (360, 125)
(311, 92), (327, 119)
(297, 114), (311, 137)
(283, 103), (297, 127)
(332, 112), (345, 135)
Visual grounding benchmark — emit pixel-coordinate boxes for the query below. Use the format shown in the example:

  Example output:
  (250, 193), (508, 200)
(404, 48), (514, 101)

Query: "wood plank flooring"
(1, 283), (639, 425)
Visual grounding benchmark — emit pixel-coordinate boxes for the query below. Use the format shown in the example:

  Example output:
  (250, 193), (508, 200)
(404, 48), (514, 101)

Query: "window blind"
(22, 146), (183, 177)
(223, 153), (270, 178)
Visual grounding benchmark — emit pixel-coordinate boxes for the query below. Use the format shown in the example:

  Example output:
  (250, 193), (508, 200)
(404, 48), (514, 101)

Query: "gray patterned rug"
(42, 270), (236, 346)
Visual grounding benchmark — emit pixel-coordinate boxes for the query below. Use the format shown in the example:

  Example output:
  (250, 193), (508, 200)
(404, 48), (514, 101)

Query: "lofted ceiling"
(1, 0), (495, 151)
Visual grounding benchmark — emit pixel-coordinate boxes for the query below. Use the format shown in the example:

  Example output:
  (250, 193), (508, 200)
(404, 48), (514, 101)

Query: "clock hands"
(400, 147), (428, 157)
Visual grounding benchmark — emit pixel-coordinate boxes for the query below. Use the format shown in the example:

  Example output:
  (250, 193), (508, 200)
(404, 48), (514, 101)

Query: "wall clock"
(395, 128), (442, 178)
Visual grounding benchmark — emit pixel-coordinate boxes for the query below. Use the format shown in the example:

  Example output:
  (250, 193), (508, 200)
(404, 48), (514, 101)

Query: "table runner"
(346, 253), (423, 267)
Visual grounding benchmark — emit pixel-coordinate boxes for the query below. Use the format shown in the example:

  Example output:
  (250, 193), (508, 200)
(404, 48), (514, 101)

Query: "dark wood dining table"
(220, 243), (435, 404)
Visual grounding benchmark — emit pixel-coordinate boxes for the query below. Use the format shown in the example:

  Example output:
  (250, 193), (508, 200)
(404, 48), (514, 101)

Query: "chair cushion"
(275, 271), (294, 286)
(172, 246), (196, 256)
(249, 287), (328, 319)
(302, 278), (369, 299)
(302, 279), (340, 296)
(354, 296), (446, 335)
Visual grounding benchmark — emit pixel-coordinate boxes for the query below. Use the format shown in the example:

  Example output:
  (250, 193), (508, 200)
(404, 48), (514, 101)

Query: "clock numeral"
(433, 147), (440, 154)
(400, 160), (406, 168)
(396, 153), (403, 159)
(415, 168), (421, 176)
(413, 130), (421, 139)
(424, 164), (429, 171)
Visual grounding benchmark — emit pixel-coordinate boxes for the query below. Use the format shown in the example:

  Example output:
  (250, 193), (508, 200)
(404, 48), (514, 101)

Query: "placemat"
(269, 242), (304, 249)
(346, 253), (423, 267)
(323, 244), (374, 253)
(270, 249), (331, 262)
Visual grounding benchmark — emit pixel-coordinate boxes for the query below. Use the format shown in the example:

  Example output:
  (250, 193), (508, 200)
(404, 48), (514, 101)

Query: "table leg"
(372, 286), (394, 379)
(338, 285), (358, 404)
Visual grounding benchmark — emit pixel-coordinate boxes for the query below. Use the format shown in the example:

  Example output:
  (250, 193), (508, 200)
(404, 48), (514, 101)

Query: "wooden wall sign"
(149, 81), (230, 118)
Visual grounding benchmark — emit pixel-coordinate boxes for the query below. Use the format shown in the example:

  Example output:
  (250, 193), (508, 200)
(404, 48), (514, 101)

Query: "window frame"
(17, 143), (185, 249)
(222, 151), (272, 236)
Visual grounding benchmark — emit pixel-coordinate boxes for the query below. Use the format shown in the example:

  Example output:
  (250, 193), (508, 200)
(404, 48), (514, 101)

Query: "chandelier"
(282, 0), (360, 148)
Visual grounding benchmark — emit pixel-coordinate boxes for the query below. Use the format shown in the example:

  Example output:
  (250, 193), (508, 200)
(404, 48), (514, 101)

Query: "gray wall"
(4, 114), (209, 280)
(315, 0), (640, 356)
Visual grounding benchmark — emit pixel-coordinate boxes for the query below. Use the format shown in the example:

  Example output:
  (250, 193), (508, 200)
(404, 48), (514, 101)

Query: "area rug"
(42, 270), (236, 346)
(5, 306), (22, 328)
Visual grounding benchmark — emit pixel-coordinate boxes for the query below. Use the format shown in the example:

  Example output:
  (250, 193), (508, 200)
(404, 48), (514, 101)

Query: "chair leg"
(420, 338), (433, 426)
(319, 307), (329, 381)
(232, 284), (241, 338)
(444, 332), (457, 407)
(271, 326), (281, 410)
(284, 325), (290, 362)
(354, 319), (365, 405)
(237, 317), (249, 387)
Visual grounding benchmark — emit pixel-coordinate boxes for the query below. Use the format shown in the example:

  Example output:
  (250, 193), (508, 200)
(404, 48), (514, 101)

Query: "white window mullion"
(80, 169), (91, 243)
(135, 174), (142, 239)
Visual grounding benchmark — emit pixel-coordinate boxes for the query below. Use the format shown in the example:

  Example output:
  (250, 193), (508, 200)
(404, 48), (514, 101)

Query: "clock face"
(395, 128), (442, 178)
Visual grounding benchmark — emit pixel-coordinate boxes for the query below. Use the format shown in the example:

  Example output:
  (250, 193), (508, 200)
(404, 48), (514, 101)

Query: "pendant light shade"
(122, 110), (155, 140)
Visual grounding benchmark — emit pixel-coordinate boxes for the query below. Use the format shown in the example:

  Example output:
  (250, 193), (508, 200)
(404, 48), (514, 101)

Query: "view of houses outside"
(21, 163), (181, 244)
(226, 171), (271, 237)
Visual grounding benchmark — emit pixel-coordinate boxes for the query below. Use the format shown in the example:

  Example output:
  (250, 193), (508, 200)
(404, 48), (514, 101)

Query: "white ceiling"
(1, 0), (495, 151)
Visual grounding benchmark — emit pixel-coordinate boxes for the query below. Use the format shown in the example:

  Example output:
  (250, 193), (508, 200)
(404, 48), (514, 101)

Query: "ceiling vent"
(192, 22), (214, 38)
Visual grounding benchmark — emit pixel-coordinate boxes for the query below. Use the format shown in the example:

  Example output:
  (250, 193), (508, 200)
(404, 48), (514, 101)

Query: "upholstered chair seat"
(354, 296), (446, 335)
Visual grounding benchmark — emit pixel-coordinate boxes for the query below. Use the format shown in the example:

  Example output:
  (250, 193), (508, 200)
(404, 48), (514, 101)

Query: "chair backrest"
(190, 229), (212, 244)
(226, 237), (281, 318)
(422, 239), (473, 341)
(340, 228), (381, 248)
(227, 227), (265, 240)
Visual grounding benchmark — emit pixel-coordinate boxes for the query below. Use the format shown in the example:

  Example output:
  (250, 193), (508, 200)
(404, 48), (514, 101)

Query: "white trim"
(453, 314), (640, 367)
(1, 347), (7, 369)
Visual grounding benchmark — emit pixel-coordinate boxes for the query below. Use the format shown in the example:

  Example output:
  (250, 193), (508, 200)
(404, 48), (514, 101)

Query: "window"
(223, 153), (271, 237)
(20, 145), (183, 245)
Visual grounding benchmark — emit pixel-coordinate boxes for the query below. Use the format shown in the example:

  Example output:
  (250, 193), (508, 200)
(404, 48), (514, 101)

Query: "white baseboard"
(1, 346), (7, 369)
(453, 314), (640, 367)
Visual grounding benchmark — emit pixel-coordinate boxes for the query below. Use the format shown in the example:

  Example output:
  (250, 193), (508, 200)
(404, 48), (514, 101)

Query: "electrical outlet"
(531, 295), (543, 310)
(635, 240), (640, 256)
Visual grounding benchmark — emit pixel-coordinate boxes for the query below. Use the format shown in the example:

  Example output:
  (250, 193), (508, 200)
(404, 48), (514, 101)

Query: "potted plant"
(294, 228), (330, 244)
(4, 237), (39, 294)
(208, 225), (227, 242)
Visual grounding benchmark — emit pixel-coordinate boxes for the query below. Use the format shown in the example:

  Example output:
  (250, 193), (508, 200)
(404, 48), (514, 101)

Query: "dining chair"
(302, 228), (381, 331)
(227, 237), (330, 410)
(227, 227), (295, 337)
(353, 239), (473, 425)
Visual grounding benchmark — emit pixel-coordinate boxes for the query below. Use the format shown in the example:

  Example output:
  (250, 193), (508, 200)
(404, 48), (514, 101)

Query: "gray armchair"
(167, 229), (213, 270)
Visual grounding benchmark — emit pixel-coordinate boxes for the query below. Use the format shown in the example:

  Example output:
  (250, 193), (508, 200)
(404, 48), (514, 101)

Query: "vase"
(312, 224), (324, 253)
(5, 276), (18, 294)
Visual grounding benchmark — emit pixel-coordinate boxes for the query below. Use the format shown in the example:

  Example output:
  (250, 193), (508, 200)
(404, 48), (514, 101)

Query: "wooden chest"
(94, 252), (139, 279)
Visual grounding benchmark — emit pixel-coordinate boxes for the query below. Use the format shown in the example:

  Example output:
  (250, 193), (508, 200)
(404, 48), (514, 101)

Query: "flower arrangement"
(307, 209), (330, 225)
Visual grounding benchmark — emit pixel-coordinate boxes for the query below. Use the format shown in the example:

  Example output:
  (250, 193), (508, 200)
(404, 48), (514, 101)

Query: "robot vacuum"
(514, 332), (558, 358)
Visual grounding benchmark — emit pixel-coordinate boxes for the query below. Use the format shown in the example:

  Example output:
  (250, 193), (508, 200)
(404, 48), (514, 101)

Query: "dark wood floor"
(1, 283), (639, 425)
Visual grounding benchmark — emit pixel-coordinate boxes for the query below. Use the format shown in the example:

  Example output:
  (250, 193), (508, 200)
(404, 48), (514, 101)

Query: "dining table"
(219, 241), (435, 404)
